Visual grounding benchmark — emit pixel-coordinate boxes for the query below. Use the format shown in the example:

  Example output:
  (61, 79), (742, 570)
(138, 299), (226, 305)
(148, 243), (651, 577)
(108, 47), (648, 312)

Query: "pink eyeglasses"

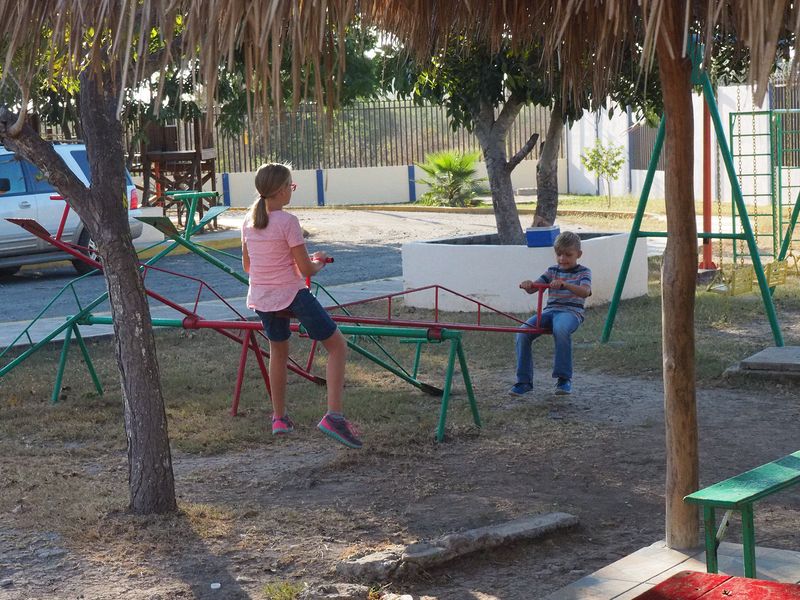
(289, 182), (297, 191)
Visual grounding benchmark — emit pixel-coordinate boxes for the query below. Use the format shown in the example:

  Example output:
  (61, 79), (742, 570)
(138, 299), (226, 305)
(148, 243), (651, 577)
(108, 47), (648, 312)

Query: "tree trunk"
(656, 5), (699, 550)
(81, 71), (177, 515)
(473, 98), (526, 245)
(533, 106), (564, 227)
(0, 71), (177, 514)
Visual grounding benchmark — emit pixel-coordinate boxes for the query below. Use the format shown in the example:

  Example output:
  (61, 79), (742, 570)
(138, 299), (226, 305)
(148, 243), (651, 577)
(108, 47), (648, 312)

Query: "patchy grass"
(2, 261), (800, 597)
(3, 257), (797, 462)
(262, 582), (305, 600)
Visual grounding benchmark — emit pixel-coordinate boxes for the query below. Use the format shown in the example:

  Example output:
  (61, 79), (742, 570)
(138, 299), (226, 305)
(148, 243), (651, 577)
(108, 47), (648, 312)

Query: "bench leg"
(741, 504), (757, 578)
(703, 505), (719, 574)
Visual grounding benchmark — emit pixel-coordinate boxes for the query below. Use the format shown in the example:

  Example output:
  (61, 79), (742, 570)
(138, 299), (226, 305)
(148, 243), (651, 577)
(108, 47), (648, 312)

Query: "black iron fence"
(128, 100), (559, 173)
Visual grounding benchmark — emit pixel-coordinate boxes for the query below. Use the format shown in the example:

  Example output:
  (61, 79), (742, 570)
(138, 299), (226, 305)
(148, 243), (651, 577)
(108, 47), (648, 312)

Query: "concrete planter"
(401, 232), (648, 312)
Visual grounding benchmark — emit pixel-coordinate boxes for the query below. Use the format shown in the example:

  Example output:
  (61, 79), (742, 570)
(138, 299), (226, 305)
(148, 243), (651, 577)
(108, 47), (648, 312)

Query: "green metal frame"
(602, 71), (784, 347)
(141, 214), (445, 396)
(5, 202), (480, 439)
(83, 315), (481, 442)
(0, 207), (227, 399)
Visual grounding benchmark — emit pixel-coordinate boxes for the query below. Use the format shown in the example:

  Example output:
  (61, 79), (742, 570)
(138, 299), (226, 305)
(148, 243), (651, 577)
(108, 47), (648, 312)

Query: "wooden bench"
(684, 450), (800, 578)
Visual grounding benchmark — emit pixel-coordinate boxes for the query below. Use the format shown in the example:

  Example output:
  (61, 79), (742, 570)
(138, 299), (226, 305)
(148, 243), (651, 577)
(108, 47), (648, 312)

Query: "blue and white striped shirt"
(536, 264), (592, 321)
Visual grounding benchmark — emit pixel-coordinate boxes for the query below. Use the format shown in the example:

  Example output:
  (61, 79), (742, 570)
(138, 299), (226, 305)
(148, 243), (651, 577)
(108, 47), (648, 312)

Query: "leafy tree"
(0, 13), (387, 516)
(383, 37), (573, 244)
(415, 150), (486, 207)
(1, 26), (186, 513)
(580, 139), (626, 208)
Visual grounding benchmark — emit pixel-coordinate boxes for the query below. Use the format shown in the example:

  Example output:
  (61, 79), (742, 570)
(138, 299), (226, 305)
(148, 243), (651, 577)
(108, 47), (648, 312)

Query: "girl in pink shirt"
(241, 163), (362, 449)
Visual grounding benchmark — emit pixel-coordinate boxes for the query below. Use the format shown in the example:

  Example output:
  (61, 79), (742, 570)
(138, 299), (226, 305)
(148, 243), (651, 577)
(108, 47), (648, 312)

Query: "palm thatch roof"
(0, 1), (796, 116)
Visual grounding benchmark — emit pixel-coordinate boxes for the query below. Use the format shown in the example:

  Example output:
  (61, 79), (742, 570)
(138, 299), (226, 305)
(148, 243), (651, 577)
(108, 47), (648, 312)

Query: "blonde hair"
(250, 163), (292, 229)
(554, 231), (581, 252)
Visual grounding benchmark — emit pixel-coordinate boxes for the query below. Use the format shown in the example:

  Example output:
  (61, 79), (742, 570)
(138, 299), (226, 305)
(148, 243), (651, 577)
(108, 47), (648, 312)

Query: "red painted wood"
(633, 571), (800, 599)
(633, 571), (731, 599)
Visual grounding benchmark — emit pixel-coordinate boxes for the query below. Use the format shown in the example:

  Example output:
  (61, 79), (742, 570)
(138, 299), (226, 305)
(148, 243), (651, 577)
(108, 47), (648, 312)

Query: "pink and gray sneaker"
(317, 414), (362, 449)
(271, 415), (295, 435)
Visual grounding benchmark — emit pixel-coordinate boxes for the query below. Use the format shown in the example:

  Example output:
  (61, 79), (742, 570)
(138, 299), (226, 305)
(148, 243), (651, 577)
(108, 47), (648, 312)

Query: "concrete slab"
(739, 346), (800, 372)
(545, 540), (800, 599)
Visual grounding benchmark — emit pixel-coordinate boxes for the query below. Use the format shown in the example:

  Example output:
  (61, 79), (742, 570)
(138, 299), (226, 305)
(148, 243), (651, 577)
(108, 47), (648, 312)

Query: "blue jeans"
(515, 310), (581, 384)
(255, 288), (337, 342)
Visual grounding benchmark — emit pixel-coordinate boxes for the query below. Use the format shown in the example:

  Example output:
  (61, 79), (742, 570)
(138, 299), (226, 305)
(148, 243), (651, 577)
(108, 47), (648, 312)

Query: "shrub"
(415, 150), (487, 207)
(580, 139), (626, 208)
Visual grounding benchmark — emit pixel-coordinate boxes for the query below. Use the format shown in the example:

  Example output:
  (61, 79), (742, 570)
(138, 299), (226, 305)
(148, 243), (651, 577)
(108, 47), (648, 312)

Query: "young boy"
(510, 231), (592, 396)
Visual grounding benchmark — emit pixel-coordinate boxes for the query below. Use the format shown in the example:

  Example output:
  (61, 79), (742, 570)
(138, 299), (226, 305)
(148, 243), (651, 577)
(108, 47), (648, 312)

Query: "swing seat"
(785, 252), (800, 277)
(764, 260), (789, 287)
(729, 265), (755, 295)
(706, 269), (730, 295)
(708, 265), (755, 296)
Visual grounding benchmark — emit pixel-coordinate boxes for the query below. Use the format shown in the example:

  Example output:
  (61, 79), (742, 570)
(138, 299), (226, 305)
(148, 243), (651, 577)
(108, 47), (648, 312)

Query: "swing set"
(602, 46), (800, 348)
(704, 102), (800, 296)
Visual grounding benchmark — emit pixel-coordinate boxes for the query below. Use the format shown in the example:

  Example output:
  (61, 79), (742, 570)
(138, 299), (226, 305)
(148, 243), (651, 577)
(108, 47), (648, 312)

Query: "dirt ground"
(2, 209), (800, 600)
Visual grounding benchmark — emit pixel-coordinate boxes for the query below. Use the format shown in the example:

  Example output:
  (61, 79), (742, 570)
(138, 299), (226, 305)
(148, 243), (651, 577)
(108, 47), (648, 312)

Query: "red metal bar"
(230, 330), (251, 416)
(329, 283), (550, 334)
(248, 330), (272, 400)
(7, 218), (102, 269)
(52, 199), (70, 241)
(332, 315), (549, 335)
(306, 340), (318, 372)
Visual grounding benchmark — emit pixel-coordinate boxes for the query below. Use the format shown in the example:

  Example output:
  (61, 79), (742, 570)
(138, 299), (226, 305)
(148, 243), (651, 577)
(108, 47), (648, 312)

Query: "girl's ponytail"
(252, 196), (269, 229)
(250, 162), (292, 229)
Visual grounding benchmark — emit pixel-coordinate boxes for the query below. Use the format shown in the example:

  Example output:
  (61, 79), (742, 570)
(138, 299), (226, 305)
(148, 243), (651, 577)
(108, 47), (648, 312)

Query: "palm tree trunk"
(656, 4), (699, 550)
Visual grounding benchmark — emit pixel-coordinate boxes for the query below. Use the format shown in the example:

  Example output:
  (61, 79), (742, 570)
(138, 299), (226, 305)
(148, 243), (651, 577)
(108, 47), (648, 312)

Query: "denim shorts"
(255, 288), (337, 342)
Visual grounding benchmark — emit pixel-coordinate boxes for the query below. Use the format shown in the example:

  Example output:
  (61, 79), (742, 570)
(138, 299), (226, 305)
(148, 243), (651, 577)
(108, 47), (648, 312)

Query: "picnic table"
(632, 570), (800, 599)
(163, 190), (219, 233)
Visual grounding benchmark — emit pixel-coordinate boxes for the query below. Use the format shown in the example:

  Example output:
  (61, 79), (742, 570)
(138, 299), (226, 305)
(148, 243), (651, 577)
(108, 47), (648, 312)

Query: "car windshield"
(71, 150), (133, 185)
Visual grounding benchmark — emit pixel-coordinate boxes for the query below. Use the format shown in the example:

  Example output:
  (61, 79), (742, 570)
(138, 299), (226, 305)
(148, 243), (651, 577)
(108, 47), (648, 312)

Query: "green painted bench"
(684, 450), (800, 578)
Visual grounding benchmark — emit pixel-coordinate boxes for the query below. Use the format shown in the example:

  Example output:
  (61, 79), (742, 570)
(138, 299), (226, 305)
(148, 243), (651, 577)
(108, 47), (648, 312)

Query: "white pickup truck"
(0, 142), (143, 276)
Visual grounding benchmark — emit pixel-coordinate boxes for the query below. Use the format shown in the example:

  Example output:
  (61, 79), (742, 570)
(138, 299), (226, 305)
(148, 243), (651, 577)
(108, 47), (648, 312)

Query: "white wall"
(568, 109), (631, 197)
(628, 84), (770, 203)
(402, 233), (648, 312)
(217, 159), (547, 208)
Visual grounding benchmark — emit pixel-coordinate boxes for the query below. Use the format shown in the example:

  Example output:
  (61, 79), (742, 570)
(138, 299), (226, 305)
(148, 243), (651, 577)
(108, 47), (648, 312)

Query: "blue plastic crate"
(525, 226), (560, 248)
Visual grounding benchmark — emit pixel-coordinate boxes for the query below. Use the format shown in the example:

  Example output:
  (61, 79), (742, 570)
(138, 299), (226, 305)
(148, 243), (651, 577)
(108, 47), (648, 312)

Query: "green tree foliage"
(580, 139), (626, 207)
(381, 37), (572, 244)
(415, 150), (487, 207)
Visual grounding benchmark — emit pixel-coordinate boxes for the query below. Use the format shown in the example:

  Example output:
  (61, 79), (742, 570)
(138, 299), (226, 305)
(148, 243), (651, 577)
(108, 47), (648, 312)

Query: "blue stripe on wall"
(222, 172), (231, 206)
(407, 164), (416, 203)
(316, 169), (325, 206)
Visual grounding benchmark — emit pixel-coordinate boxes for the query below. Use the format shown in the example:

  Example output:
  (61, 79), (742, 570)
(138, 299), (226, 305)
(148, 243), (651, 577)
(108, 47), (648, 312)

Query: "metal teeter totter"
(3, 204), (552, 443)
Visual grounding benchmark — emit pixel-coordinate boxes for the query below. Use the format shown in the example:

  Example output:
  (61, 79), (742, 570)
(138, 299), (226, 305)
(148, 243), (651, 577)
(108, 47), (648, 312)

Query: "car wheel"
(0, 265), (21, 277)
(72, 229), (102, 275)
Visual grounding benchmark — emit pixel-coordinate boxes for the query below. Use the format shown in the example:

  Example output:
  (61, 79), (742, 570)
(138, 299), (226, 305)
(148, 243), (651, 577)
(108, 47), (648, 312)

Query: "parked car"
(0, 143), (143, 276)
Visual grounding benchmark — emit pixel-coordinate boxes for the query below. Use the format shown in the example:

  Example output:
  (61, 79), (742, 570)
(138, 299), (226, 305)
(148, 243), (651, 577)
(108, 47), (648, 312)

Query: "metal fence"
(629, 119), (665, 171)
(629, 77), (800, 172)
(40, 99), (560, 173)
(206, 100), (558, 172)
